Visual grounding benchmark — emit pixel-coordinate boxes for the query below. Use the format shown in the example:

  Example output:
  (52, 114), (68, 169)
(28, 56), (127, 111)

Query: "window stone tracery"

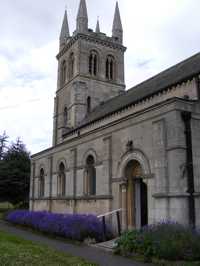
(84, 155), (96, 195)
(89, 51), (98, 76)
(39, 168), (45, 198)
(106, 55), (115, 80)
(57, 162), (66, 196)
(60, 60), (66, 86)
(69, 53), (74, 79)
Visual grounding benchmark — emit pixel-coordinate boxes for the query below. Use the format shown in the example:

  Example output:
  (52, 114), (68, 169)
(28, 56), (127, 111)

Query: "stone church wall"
(31, 98), (200, 228)
(191, 103), (200, 226)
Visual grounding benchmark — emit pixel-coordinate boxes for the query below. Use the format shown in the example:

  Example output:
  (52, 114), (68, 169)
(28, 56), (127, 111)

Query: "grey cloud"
(136, 58), (154, 69)
(0, 98), (40, 111)
(1, 0), (200, 153)
(15, 73), (47, 82)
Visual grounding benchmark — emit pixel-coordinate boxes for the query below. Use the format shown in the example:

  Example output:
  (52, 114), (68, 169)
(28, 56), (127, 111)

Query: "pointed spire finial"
(76, 0), (88, 33)
(60, 9), (70, 46)
(95, 17), (100, 33)
(112, 1), (123, 43)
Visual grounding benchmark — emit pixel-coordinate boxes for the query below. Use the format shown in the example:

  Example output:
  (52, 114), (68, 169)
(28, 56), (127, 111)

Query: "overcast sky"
(0, 0), (200, 154)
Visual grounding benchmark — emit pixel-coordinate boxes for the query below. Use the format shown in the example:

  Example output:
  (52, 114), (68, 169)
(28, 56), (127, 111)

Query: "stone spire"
(76, 0), (88, 33)
(60, 10), (70, 47)
(112, 2), (123, 43)
(95, 18), (100, 33)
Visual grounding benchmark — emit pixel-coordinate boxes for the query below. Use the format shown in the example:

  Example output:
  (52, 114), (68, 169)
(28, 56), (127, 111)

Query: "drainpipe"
(49, 156), (53, 212)
(195, 76), (200, 100)
(181, 111), (195, 228)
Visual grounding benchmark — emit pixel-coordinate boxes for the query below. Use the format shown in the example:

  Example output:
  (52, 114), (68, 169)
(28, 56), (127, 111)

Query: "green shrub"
(114, 230), (139, 256)
(114, 221), (200, 262)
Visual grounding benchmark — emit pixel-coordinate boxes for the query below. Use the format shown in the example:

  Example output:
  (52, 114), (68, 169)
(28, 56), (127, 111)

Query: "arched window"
(87, 96), (91, 113)
(84, 155), (96, 195)
(61, 60), (66, 86)
(69, 53), (74, 79)
(39, 168), (45, 198)
(64, 107), (68, 126)
(89, 51), (98, 76)
(106, 55), (115, 80)
(57, 162), (66, 196)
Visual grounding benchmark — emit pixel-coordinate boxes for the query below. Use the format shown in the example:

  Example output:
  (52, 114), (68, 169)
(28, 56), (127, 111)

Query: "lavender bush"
(6, 210), (110, 242)
(114, 221), (200, 262)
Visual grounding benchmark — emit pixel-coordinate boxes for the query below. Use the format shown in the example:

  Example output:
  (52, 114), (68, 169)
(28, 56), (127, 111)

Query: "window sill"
(30, 195), (113, 201)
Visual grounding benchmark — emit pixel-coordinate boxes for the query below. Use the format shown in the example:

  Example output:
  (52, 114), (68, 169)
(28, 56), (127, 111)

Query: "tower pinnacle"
(95, 18), (100, 33)
(76, 0), (88, 33)
(60, 10), (70, 47)
(112, 2), (123, 43)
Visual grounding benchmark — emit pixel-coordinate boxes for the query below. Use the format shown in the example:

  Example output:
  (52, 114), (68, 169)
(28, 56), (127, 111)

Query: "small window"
(58, 162), (66, 196)
(89, 51), (98, 76)
(106, 55), (115, 80)
(39, 168), (45, 198)
(61, 60), (66, 86)
(64, 107), (68, 126)
(87, 96), (91, 113)
(69, 53), (74, 79)
(84, 155), (96, 195)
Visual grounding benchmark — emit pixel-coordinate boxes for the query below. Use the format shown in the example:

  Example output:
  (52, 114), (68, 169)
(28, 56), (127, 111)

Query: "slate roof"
(81, 52), (200, 125)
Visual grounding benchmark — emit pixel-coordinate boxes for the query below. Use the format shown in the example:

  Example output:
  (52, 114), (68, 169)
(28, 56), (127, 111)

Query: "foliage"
(0, 230), (97, 266)
(0, 136), (30, 205)
(0, 202), (14, 220)
(0, 131), (8, 160)
(114, 221), (200, 262)
(6, 210), (112, 242)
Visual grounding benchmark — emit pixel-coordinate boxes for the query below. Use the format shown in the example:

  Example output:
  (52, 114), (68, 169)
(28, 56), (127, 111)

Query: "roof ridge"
(91, 52), (200, 112)
(79, 51), (200, 129)
(130, 52), (200, 91)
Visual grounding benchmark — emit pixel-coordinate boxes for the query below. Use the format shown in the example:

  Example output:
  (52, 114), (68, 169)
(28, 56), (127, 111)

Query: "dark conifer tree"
(0, 136), (30, 206)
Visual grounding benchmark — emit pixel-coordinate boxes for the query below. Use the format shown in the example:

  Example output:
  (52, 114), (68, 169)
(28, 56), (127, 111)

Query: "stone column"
(30, 162), (36, 211)
(103, 136), (112, 218)
(121, 183), (127, 230)
(48, 156), (53, 212)
(70, 148), (77, 213)
(103, 136), (112, 194)
(52, 96), (59, 146)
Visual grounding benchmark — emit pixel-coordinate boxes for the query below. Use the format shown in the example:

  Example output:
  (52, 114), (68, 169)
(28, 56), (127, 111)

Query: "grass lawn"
(154, 261), (200, 266)
(0, 230), (97, 266)
(129, 254), (200, 266)
(0, 202), (13, 209)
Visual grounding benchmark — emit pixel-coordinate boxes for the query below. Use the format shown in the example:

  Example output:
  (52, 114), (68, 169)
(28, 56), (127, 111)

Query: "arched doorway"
(125, 160), (148, 229)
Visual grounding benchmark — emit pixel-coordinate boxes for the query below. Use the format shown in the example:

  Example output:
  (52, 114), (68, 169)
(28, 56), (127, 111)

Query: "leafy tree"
(0, 137), (30, 206)
(0, 131), (8, 160)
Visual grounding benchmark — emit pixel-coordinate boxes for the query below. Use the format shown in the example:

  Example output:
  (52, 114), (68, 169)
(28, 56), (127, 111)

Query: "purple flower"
(6, 210), (110, 242)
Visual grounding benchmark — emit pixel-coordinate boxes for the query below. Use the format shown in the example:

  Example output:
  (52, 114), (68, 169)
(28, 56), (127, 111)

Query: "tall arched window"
(39, 168), (45, 198)
(57, 162), (66, 196)
(106, 55), (115, 80)
(84, 155), (96, 195)
(69, 53), (74, 79)
(61, 60), (66, 86)
(87, 96), (91, 113)
(64, 107), (68, 126)
(89, 51), (98, 76)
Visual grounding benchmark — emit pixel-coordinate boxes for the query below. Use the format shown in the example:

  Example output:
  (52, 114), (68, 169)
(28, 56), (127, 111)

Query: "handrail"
(97, 209), (123, 240)
(97, 208), (122, 218)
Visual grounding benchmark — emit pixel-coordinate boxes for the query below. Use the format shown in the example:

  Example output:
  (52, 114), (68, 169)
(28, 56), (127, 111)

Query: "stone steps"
(92, 238), (119, 252)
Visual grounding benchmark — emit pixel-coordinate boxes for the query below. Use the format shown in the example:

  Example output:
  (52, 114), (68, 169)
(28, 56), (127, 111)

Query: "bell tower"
(53, 0), (126, 145)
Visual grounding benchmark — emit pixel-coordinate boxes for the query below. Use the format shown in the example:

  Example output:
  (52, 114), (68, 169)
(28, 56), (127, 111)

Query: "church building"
(30, 0), (200, 230)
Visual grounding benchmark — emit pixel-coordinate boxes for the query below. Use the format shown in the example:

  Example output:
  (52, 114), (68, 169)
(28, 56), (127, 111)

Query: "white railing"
(97, 208), (123, 240)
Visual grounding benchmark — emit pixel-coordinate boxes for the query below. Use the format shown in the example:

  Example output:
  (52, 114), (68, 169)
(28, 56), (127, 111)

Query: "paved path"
(0, 221), (152, 266)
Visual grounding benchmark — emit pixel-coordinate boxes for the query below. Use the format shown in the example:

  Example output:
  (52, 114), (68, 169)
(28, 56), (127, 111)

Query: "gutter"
(181, 111), (195, 228)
